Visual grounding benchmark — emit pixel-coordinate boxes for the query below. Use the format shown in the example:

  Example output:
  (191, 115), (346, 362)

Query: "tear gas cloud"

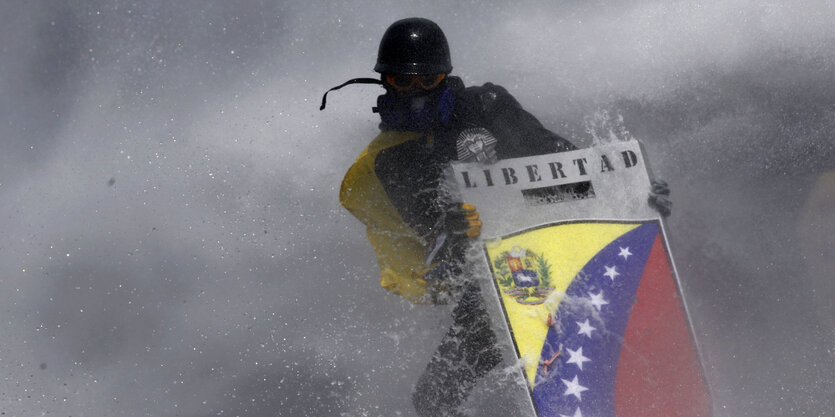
(0, 1), (832, 416)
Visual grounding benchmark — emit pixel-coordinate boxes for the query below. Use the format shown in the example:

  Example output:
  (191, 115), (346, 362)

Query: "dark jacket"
(340, 76), (574, 302)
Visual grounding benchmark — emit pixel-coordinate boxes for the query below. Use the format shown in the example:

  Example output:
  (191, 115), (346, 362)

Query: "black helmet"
(374, 18), (452, 75)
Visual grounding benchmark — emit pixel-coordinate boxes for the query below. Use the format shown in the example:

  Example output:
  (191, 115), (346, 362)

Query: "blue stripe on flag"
(532, 223), (659, 417)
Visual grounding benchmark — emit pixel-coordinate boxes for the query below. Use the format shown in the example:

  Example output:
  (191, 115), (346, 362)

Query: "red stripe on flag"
(615, 234), (712, 416)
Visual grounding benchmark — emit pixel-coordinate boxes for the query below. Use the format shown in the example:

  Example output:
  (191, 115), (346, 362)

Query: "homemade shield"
(451, 141), (712, 417)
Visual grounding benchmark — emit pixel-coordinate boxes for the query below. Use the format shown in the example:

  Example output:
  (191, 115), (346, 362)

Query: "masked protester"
(322, 17), (670, 416)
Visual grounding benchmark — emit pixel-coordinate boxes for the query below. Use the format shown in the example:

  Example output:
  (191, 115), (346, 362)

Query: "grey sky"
(1, 1), (833, 416)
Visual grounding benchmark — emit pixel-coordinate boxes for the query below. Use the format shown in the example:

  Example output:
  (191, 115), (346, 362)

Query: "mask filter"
(377, 87), (454, 131)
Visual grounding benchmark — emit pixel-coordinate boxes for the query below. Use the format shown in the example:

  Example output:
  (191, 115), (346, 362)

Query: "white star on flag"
(561, 375), (589, 400)
(589, 291), (608, 311)
(560, 407), (583, 417)
(566, 346), (591, 370)
(618, 246), (632, 260)
(576, 319), (596, 338)
(603, 265), (620, 281)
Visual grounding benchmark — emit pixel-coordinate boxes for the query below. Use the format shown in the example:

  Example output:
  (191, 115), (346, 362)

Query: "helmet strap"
(319, 78), (383, 110)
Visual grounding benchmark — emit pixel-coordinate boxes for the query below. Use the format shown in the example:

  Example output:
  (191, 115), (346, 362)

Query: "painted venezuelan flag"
(485, 221), (711, 417)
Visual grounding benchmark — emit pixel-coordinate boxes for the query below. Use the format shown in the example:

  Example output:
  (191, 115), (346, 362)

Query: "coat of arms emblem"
(492, 245), (554, 305)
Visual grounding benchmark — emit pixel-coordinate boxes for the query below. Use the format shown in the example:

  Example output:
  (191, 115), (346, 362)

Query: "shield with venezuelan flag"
(451, 141), (712, 416)
(485, 221), (711, 416)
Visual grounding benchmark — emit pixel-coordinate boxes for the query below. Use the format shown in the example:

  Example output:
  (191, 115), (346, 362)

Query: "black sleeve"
(475, 83), (576, 158)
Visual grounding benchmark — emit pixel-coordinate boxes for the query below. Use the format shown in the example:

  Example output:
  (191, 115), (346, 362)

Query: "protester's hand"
(423, 260), (453, 282)
(648, 180), (672, 217)
(420, 203), (481, 293)
(445, 202), (482, 238)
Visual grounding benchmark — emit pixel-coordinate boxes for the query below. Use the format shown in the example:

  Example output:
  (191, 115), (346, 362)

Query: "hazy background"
(1, 1), (833, 416)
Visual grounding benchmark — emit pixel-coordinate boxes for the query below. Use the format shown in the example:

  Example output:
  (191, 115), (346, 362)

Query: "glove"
(420, 203), (482, 290)
(443, 202), (482, 238)
(648, 179), (672, 217)
(423, 260), (455, 282)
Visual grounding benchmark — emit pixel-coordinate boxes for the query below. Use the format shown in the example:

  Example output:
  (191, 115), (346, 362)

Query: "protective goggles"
(384, 73), (446, 91)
